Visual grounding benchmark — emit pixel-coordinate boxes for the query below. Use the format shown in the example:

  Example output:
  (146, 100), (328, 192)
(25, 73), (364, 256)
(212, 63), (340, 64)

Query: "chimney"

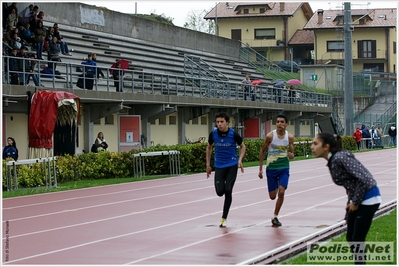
(317, 9), (324, 24)
(280, 2), (285, 12)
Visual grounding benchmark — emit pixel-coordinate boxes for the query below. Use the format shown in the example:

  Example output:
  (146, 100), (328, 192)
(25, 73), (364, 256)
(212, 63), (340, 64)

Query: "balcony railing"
(2, 55), (333, 107)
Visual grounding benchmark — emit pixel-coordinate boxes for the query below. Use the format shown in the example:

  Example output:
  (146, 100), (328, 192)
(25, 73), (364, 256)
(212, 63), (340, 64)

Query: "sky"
(82, 1), (399, 27)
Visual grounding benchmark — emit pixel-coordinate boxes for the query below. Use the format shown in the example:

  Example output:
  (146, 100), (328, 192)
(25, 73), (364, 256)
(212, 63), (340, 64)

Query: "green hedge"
(2, 136), (357, 189)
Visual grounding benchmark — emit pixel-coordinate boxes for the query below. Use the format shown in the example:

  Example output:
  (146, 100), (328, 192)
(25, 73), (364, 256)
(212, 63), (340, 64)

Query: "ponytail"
(317, 132), (342, 153)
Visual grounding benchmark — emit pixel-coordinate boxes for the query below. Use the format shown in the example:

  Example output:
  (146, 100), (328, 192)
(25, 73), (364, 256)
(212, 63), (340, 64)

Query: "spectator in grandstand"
(6, 8), (18, 28)
(16, 46), (30, 84)
(43, 26), (55, 52)
(26, 53), (42, 87)
(9, 33), (22, 50)
(352, 126), (362, 150)
(2, 3), (9, 30)
(28, 6), (39, 31)
(388, 124), (396, 147)
(21, 23), (35, 45)
(77, 54), (96, 90)
(33, 20), (46, 60)
(288, 85), (295, 104)
(112, 61), (124, 92)
(4, 26), (15, 46)
(7, 48), (21, 85)
(242, 74), (251, 100)
(35, 11), (45, 26)
(3, 137), (18, 161)
(6, 3), (18, 17)
(53, 25), (72, 56)
(91, 53), (105, 79)
(47, 36), (61, 71)
(19, 4), (34, 24)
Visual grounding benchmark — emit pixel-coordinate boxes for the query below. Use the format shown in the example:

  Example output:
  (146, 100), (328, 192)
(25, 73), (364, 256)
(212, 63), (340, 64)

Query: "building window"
(150, 119), (156, 125)
(394, 41), (396, 54)
(169, 116), (176, 125)
(159, 116), (166, 125)
(191, 117), (198, 125)
(260, 8), (265, 13)
(105, 115), (114, 125)
(200, 116), (207, 125)
(327, 41), (344, 52)
(254, 28), (275, 40)
(93, 118), (101, 125)
(243, 8), (249, 14)
(357, 40), (376, 58)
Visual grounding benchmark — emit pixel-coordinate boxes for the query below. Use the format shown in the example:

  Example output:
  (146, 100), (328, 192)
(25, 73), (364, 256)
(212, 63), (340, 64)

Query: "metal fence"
(2, 55), (333, 107)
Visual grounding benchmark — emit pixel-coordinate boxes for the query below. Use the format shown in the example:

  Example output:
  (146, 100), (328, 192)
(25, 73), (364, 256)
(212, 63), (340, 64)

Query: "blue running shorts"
(265, 168), (290, 192)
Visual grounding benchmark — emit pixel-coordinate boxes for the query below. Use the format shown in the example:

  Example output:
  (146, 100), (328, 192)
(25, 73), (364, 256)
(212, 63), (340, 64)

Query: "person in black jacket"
(7, 48), (20, 85)
(112, 62), (124, 92)
(47, 36), (61, 71)
(388, 124), (396, 147)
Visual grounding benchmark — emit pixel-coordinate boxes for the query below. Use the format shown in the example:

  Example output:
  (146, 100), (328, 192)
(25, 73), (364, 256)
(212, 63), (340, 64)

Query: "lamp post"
(343, 2), (354, 136)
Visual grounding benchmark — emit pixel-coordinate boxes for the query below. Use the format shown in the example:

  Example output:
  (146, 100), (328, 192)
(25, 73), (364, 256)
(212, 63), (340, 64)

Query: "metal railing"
(183, 55), (229, 81)
(2, 55), (333, 107)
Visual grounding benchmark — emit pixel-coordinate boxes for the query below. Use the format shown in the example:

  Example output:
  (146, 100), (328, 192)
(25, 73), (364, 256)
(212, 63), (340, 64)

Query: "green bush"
(3, 135), (360, 189)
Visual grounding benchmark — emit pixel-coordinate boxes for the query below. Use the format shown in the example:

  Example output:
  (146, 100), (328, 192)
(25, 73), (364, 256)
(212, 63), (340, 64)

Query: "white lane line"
(3, 166), (395, 224)
(3, 192), (347, 265)
(4, 156), (395, 210)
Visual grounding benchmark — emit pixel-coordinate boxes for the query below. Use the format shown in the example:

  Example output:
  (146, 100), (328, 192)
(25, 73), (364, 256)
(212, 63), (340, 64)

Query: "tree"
(183, 9), (215, 34)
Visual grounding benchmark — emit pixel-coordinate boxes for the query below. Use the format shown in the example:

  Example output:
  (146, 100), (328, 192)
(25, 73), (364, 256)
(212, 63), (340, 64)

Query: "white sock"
(273, 214), (278, 218)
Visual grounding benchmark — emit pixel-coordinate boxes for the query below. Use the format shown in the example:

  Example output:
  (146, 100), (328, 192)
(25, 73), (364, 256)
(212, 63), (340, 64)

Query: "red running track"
(2, 149), (397, 265)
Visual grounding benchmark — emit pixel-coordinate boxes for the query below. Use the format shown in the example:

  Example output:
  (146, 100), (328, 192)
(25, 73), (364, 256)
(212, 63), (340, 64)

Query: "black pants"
(346, 203), (380, 264)
(214, 165), (238, 219)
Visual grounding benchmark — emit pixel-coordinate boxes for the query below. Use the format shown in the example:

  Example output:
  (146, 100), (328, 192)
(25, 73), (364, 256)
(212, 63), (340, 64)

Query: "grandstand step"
(104, 51), (121, 56)
(82, 35), (99, 40)
(93, 43), (110, 48)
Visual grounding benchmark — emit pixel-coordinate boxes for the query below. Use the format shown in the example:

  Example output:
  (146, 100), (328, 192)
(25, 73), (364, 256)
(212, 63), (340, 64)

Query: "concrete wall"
(24, 2), (241, 61)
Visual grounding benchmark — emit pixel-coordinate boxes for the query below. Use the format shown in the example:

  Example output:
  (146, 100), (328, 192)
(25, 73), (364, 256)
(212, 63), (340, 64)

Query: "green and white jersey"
(266, 130), (289, 170)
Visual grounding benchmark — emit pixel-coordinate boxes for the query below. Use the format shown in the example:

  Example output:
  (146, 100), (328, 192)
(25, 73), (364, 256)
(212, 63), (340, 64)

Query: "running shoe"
(219, 218), (226, 228)
(271, 217), (282, 227)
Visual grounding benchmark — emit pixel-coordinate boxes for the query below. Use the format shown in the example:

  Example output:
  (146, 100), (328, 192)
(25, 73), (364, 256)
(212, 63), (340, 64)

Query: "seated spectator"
(77, 54), (96, 90)
(21, 23), (35, 45)
(45, 27), (54, 42)
(9, 33), (22, 50)
(47, 36), (61, 71)
(33, 20), (46, 60)
(4, 26), (15, 45)
(54, 25), (72, 56)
